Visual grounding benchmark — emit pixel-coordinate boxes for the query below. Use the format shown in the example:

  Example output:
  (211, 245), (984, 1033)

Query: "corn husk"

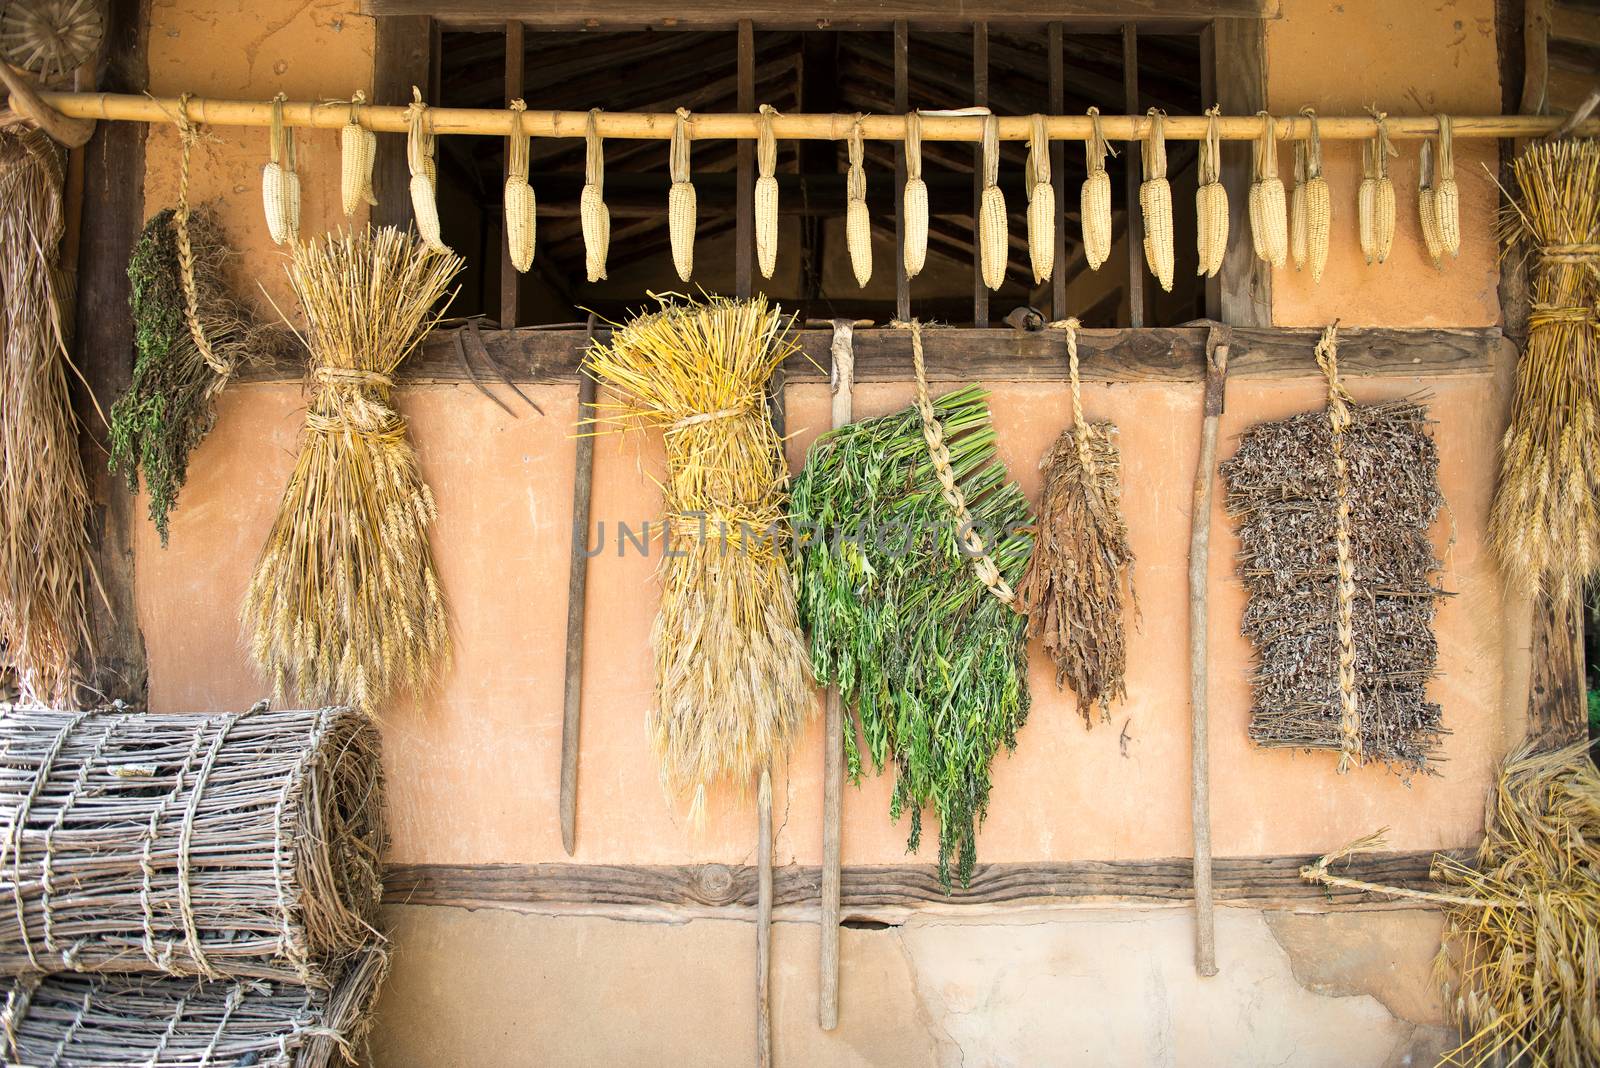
(903, 111), (929, 279)
(1195, 105), (1228, 279)
(1081, 107), (1115, 271)
(1139, 108), (1174, 291)
(755, 104), (779, 280)
(847, 120), (872, 288)
(668, 108), (695, 282)
(1025, 114), (1055, 284)
(582, 109), (610, 282)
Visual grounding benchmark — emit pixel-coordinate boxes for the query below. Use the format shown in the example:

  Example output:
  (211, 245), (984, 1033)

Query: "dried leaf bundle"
(0, 128), (92, 706)
(1489, 138), (1600, 606)
(586, 296), (812, 817)
(1221, 335), (1446, 774)
(792, 376), (1033, 890)
(2, 943), (388, 1068)
(0, 703), (384, 987)
(1016, 323), (1135, 726)
(242, 227), (462, 712)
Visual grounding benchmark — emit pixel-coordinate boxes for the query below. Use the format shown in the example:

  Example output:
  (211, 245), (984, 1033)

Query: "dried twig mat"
(1017, 319), (1135, 727)
(1, 943), (388, 1068)
(1220, 325), (1447, 774)
(0, 704), (385, 987)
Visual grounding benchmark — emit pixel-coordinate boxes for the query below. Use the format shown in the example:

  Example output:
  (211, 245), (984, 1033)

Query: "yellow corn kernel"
(979, 184), (1007, 291)
(903, 176), (928, 280)
(505, 176), (535, 273)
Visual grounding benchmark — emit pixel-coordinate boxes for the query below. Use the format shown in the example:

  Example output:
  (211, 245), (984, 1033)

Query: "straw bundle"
(0, 703), (384, 987)
(1489, 138), (1600, 606)
(242, 227), (462, 712)
(1016, 320), (1135, 727)
(793, 323), (1033, 889)
(2, 944), (388, 1068)
(585, 296), (812, 817)
(1221, 325), (1446, 774)
(0, 127), (92, 707)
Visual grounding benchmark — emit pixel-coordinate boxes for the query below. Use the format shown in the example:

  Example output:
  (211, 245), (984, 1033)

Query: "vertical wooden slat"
(499, 20), (524, 329)
(894, 20), (910, 322)
(1199, 21), (1221, 322)
(1048, 22), (1067, 320)
(1212, 16), (1271, 328)
(559, 317), (600, 856)
(373, 15), (432, 232)
(736, 20), (755, 299)
(972, 21), (989, 327)
(1122, 24), (1144, 328)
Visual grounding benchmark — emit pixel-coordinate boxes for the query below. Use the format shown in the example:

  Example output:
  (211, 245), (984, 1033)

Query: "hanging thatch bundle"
(792, 322), (1033, 889)
(1016, 320), (1135, 727)
(0, 703), (385, 987)
(1489, 138), (1600, 607)
(0, 127), (93, 707)
(1, 943), (388, 1068)
(585, 295), (812, 818)
(242, 227), (462, 712)
(1220, 325), (1446, 774)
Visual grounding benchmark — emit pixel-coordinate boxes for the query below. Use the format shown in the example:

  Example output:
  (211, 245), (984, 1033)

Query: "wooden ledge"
(238, 325), (1509, 388)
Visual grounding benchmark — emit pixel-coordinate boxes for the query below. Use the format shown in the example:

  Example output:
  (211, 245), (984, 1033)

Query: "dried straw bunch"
(243, 227), (462, 712)
(1195, 105), (1228, 280)
(978, 115), (1007, 291)
(585, 295), (811, 817)
(792, 324), (1033, 889)
(111, 207), (283, 545)
(1081, 107), (1115, 271)
(1490, 138), (1600, 605)
(1016, 320), (1135, 727)
(2, 944), (389, 1068)
(1221, 325), (1446, 774)
(847, 117), (872, 288)
(1139, 108), (1175, 291)
(0, 703), (385, 987)
(0, 127), (92, 707)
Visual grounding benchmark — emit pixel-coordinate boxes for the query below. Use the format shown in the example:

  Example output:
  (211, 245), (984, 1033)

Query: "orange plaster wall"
(133, 0), (1522, 870)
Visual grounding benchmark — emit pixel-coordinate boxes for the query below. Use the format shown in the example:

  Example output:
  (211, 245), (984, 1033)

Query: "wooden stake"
(1188, 326), (1229, 977)
(559, 316), (600, 856)
(757, 766), (773, 1068)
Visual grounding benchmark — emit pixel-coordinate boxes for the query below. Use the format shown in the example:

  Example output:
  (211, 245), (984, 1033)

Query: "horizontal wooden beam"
(237, 325), (1509, 387)
(382, 850), (1458, 919)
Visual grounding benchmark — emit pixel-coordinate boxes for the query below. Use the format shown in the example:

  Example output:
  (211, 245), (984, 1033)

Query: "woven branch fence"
(0, 704), (385, 987)
(0, 943), (387, 1068)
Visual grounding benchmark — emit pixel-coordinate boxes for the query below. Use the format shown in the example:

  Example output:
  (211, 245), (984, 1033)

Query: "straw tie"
(173, 93), (229, 378)
(1315, 323), (1362, 774)
(896, 319), (1016, 607)
(1047, 318), (1096, 471)
(1, 710), (91, 972)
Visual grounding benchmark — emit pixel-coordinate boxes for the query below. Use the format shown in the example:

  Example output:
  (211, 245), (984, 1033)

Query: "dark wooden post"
(500, 20), (524, 329)
(894, 20), (910, 322)
(972, 21), (989, 327)
(737, 20), (755, 300)
(373, 16), (432, 232)
(1122, 24), (1144, 328)
(1049, 22), (1068, 321)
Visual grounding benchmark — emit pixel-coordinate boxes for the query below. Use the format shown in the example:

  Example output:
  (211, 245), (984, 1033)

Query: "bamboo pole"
(32, 91), (1600, 141)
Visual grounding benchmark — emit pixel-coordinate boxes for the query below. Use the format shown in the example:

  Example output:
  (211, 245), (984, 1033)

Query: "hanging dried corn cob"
(1195, 105), (1227, 279)
(407, 87), (449, 254)
(1017, 318), (1136, 727)
(339, 91), (377, 218)
(1292, 107), (1331, 283)
(1417, 140), (1444, 269)
(668, 107), (695, 282)
(1025, 114), (1055, 284)
(978, 114), (1007, 291)
(1358, 108), (1396, 265)
(846, 117), (871, 288)
(1248, 110), (1286, 268)
(504, 99), (535, 273)
(1433, 114), (1460, 259)
(754, 104), (780, 280)
(261, 92), (299, 246)
(1138, 109), (1174, 291)
(1081, 107), (1115, 271)
(581, 109), (609, 283)
(903, 111), (928, 280)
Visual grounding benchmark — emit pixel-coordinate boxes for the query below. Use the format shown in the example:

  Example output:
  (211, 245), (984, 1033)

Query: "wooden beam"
(1211, 15), (1271, 327)
(72, 0), (148, 705)
(499, 20), (523, 329)
(1552, 3), (1600, 49)
(238, 325), (1510, 386)
(383, 848), (1459, 919)
(373, 15), (433, 231)
(1523, 0), (1553, 115)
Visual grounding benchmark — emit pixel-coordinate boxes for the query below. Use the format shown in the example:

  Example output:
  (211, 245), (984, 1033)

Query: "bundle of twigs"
(1221, 326), (1446, 774)
(586, 295), (812, 817)
(1490, 138), (1600, 606)
(0, 703), (385, 987)
(792, 324), (1033, 889)
(1016, 320), (1135, 726)
(1, 943), (389, 1068)
(111, 208), (284, 545)
(242, 227), (461, 712)
(0, 128), (93, 707)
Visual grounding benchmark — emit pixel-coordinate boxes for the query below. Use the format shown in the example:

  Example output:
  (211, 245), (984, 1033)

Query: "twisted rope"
(1299, 830), (1509, 909)
(1, 710), (90, 971)
(899, 319), (1015, 606)
(1315, 323), (1362, 773)
(174, 93), (229, 377)
(1048, 319), (1096, 471)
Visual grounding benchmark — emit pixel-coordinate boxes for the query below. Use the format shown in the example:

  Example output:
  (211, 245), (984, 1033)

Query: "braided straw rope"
(1315, 323), (1362, 773)
(1300, 829), (1509, 909)
(1048, 318), (1096, 470)
(901, 319), (1015, 606)
(173, 93), (229, 377)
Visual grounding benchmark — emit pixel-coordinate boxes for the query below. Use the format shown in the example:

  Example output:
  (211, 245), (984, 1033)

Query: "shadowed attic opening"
(433, 26), (1205, 327)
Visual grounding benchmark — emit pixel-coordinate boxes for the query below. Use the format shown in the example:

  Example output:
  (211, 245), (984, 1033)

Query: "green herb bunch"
(792, 385), (1033, 889)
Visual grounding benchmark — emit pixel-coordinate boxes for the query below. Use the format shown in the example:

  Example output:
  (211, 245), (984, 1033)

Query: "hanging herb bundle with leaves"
(792, 324), (1033, 889)
(1016, 320), (1135, 727)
